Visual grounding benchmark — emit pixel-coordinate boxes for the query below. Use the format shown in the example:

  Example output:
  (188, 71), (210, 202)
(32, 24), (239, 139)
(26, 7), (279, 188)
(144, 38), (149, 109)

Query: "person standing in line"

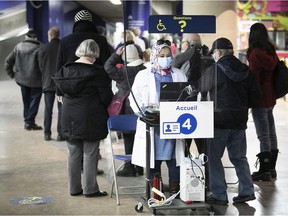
(130, 27), (146, 51)
(5, 29), (43, 130)
(200, 38), (262, 205)
(104, 43), (146, 177)
(53, 39), (113, 197)
(37, 26), (61, 141)
(129, 40), (187, 195)
(246, 22), (279, 181)
(172, 33), (212, 156)
(56, 9), (112, 173)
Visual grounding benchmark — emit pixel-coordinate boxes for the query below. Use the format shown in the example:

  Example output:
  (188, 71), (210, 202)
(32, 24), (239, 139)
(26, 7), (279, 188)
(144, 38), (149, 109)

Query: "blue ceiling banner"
(149, 15), (216, 34)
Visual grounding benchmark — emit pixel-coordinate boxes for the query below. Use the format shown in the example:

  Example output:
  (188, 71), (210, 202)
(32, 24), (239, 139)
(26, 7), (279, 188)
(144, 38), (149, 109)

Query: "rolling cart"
(134, 115), (214, 215)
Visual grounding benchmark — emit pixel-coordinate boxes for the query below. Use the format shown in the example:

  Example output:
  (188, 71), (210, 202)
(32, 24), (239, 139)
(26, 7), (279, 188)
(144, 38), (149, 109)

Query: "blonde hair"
(75, 39), (100, 59)
(48, 26), (60, 38)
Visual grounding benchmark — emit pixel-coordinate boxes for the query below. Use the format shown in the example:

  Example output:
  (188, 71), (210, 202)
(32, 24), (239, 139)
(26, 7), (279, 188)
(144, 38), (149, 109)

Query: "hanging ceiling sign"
(149, 15), (216, 34)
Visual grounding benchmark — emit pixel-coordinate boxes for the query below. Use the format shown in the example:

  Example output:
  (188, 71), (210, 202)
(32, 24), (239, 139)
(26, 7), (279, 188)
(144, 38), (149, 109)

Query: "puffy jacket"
(53, 62), (113, 141)
(200, 55), (262, 129)
(5, 39), (42, 87)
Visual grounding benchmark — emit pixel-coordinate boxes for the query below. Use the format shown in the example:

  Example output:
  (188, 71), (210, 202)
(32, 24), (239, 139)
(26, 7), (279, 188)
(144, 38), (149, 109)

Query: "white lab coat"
(129, 66), (187, 168)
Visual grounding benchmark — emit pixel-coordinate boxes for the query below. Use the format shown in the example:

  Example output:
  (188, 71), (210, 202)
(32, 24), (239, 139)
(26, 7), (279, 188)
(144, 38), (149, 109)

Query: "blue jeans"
(19, 84), (42, 125)
(67, 139), (100, 195)
(251, 107), (278, 152)
(43, 91), (62, 135)
(149, 159), (180, 182)
(207, 129), (254, 201)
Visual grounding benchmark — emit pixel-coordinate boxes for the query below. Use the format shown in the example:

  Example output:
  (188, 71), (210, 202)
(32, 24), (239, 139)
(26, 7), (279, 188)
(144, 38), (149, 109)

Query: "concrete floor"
(1, 79), (288, 215)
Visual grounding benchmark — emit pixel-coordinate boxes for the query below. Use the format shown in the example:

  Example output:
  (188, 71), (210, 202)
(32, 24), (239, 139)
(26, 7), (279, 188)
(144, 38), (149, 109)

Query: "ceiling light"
(110, 0), (121, 5)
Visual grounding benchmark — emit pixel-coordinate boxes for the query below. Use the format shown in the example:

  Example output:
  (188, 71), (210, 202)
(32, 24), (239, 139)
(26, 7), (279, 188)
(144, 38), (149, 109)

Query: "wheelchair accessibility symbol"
(157, 19), (166, 31)
(163, 113), (197, 135)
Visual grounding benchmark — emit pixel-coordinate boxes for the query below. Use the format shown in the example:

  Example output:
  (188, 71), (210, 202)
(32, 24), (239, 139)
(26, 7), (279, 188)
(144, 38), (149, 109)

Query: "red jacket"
(247, 48), (278, 107)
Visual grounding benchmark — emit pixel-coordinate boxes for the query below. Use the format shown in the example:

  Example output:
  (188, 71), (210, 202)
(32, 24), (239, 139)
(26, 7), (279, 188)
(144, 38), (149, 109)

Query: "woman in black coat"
(54, 39), (113, 197)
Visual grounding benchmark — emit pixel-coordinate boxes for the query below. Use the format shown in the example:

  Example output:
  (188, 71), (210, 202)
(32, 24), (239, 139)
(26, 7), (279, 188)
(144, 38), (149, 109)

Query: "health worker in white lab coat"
(129, 39), (187, 195)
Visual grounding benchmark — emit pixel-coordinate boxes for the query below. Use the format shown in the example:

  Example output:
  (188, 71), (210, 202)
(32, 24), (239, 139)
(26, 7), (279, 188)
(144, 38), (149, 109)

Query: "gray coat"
(5, 39), (43, 88)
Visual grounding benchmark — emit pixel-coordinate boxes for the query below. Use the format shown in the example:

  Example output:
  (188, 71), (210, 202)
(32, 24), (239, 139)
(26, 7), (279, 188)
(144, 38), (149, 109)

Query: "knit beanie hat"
(122, 44), (140, 63)
(74, 10), (92, 22)
(26, 30), (37, 39)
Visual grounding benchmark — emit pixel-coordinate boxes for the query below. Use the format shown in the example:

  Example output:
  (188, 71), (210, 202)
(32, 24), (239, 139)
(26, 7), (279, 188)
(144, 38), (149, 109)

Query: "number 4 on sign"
(182, 118), (192, 130)
(177, 113), (197, 135)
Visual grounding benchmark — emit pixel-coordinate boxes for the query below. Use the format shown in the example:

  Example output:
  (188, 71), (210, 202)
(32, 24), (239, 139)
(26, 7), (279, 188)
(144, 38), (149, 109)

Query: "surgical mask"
(157, 56), (172, 69)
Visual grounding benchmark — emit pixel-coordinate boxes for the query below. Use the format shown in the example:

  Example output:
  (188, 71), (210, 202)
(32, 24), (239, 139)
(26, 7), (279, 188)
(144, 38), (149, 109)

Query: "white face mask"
(157, 56), (172, 69)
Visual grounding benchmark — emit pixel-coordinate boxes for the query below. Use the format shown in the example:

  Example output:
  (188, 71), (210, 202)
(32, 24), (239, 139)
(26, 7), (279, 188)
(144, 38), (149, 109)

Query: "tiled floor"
(0, 79), (288, 215)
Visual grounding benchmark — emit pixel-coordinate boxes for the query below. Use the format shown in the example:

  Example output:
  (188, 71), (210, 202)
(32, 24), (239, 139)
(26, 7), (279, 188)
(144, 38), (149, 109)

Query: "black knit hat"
(74, 10), (92, 22)
(26, 30), (37, 38)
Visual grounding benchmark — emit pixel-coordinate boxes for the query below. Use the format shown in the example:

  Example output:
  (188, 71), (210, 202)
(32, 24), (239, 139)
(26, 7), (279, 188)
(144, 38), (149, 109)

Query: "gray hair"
(182, 33), (202, 46)
(218, 49), (234, 56)
(75, 39), (100, 59)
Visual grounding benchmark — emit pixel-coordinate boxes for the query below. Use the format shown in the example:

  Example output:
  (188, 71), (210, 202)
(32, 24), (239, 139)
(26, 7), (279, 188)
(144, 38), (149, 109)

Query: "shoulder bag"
(274, 60), (288, 99)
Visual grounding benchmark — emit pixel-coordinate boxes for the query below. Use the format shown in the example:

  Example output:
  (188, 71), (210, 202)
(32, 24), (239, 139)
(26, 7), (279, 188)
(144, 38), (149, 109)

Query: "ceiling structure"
(75, 0), (178, 23)
(75, 1), (124, 23)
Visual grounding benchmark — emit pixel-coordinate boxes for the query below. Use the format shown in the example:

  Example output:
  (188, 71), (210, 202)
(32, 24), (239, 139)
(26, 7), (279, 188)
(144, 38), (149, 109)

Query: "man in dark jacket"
(5, 30), (43, 130)
(37, 26), (61, 141)
(201, 38), (262, 205)
(56, 10), (111, 71)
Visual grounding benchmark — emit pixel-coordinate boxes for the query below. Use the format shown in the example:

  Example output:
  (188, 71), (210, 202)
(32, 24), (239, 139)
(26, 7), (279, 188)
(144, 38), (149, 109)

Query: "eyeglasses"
(156, 39), (171, 46)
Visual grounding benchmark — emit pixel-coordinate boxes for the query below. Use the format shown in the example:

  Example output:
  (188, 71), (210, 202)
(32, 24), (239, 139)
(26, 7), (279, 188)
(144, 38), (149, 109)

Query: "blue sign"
(149, 15), (216, 34)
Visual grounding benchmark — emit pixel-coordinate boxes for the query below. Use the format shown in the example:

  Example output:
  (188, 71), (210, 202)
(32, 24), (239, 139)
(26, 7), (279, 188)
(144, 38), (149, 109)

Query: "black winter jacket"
(53, 62), (113, 141)
(200, 55), (262, 129)
(56, 21), (111, 72)
(37, 38), (60, 92)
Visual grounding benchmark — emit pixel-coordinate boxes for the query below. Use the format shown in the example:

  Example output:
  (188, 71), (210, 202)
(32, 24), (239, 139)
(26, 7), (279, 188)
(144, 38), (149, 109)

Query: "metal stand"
(134, 116), (214, 215)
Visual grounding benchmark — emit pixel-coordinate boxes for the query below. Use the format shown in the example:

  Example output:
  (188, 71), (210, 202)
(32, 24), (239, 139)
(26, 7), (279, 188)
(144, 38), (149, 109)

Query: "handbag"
(274, 60), (288, 99)
(107, 93), (129, 116)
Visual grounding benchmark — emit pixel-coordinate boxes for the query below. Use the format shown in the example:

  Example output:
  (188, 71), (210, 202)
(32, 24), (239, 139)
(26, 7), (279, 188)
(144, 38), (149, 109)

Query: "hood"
(54, 63), (99, 96)
(217, 55), (249, 82)
(72, 20), (98, 33)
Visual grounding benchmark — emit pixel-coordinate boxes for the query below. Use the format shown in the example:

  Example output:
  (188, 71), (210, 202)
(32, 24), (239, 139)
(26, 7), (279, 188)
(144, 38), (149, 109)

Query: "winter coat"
(53, 62), (113, 141)
(37, 38), (60, 92)
(129, 66), (187, 168)
(56, 20), (112, 72)
(246, 47), (278, 107)
(5, 39), (42, 88)
(104, 53), (146, 114)
(200, 55), (262, 130)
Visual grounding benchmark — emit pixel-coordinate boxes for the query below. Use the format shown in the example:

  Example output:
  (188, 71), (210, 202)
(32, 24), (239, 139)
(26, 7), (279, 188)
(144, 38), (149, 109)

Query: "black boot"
(116, 162), (136, 177)
(135, 166), (144, 176)
(270, 149), (279, 178)
(169, 180), (180, 197)
(252, 151), (271, 181)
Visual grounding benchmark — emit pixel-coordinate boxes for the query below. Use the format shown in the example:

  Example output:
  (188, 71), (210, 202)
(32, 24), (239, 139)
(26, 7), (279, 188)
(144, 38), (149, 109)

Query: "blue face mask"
(157, 56), (172, 69)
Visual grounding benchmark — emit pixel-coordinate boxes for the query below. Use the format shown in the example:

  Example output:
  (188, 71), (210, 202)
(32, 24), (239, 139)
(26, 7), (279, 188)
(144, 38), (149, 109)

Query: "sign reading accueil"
(149, 15), (216, 34)
(160, 101), (214, 139)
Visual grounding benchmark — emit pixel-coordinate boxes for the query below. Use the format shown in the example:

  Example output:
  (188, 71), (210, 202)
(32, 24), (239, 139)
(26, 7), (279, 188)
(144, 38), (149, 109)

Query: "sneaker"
(24, 123), (42, 130)
(44, 134), (52, 141)
(233, 194), (256, 203)
(206, 194), (228, 205)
